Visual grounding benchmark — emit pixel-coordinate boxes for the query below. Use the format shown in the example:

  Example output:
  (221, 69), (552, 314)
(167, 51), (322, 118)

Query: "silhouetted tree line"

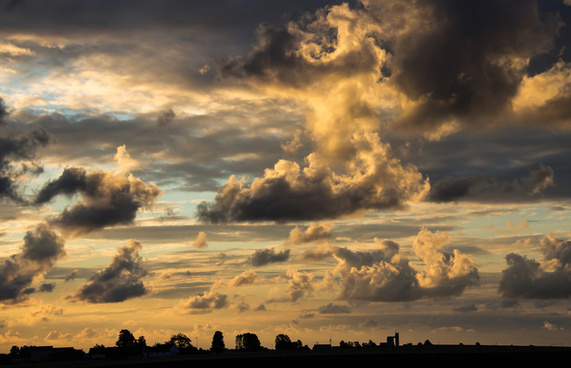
(5, 329), (420, 362)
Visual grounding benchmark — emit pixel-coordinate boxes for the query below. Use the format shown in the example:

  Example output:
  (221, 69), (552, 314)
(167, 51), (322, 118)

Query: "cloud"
(312, 230), (479, 302)
(543, 321), (563, 331)
(228, 270), (258, 287)
(453, 303), (479, 313)
(381, 0), (560, 131)
(35, 147), (162, 237)
(0, 223), (65, 302)
(287, 223), (332, 245)
(29, 304), (64, 323)
(44, 330), (73, 341)
(0, 98), (51, 201)
(179, 290), (229, 313)
(428, 165), (555, 203)
(237, 302), (250, 313)
(318, 303), (351, 314)
(198, 3), (432, 223)
(38, 283), (55, 293)
(197, 133), (430, 223)
(271, 269), (315, 303)
(249, 248), (290, 267)
(69, 240), (148, 303)
(198, 1), (570, 224)
(499, 234), (571, 299)
(192, 231), (208, 249)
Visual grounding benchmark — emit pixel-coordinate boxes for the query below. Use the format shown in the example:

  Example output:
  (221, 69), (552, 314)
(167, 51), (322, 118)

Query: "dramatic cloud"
(306, 229), (479, 302)
(198, 3), (431, 223)
(376, 0), (560, 131)
(499, 235), (571, 299)
(35, 148), (162, 236)
(0, 223), (65, 302)
(249, 248), (290, 267)
(198, 1), (571, 224)
(197, 133), (429, 223)
(69, 240), (148, 303)
(179, 290), (229, 313)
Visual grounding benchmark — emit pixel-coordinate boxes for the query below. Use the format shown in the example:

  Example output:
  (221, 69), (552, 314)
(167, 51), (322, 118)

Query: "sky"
(0, 0), (570, 352)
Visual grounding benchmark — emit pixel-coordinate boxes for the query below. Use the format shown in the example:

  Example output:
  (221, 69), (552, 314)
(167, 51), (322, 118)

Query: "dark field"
(5, 345), (571, 367)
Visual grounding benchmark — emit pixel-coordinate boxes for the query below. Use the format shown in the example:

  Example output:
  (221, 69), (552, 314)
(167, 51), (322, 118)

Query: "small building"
(29, 346), (85, 361)
(312, 344), (332, 351)
(144, 344), (179, 357)
(88, 346), (120, 360)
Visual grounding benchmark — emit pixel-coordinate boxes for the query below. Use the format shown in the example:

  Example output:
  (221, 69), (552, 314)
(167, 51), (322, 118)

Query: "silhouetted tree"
(137, 336), (147, 348)
(116, 329), (136, 349)
(275, 334), (293, 350)
(9, 346), (19, 357)
(275, 334), (304, 350)
(235, 333), (261, 351)
(211, 331), (225, 352)
(362, 340), (377, 348)
(169, 333), (194, 353)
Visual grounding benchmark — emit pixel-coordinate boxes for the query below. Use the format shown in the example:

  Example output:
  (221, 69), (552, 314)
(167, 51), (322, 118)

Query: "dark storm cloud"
(218, 5), (382, 89)
(0, 99), (51, 201)
(499, 235), (571, 299)
(379, 0), (561, 130)
(218, 0), (566, 132)
(0, 0), (341, 36)
(35, 166), (162, 237)
(249, 248), (290, 267)
(69, 240), (148, 303)
(428, 164), (554, 203)
(0, 223), (65, 302)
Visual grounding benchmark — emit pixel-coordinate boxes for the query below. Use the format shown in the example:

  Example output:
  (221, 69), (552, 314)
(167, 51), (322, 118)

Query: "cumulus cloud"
(29, 304), (64, 323)
(179, 290), (229, 313)
(270, 269), (315, 303)
(198, 3), (431, 223)
(428, 164), (555, 203)
(287, 223), (332, 245)
(69, 240), (148, 303)
(192, 231), (208, 249)
(197, 133), (429, 223)
(35, 147), (162, 237)
(0, 223), (65, 302)
(499, 234), (571, 299)
(200, 0), (570, 223)
(249, 247), (290, 267)
(306, 229), (478, 302)
(228, 270), (258, 287)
